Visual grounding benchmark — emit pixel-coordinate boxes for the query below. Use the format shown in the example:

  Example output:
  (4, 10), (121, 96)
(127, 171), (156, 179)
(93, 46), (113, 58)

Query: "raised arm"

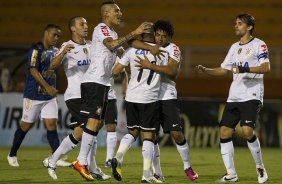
(196, 65), (229, 76)
(103, 22), (152, 50)
(49, 44), (74, 70)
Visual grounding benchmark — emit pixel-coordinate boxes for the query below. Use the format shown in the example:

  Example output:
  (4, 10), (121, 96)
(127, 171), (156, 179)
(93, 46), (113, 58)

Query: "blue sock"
(9, 128), (27, 157)
(47, 130), (60, 153)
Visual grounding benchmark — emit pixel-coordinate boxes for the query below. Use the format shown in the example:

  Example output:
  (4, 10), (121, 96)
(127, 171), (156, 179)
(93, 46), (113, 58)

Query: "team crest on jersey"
(96, 106), (102, 115)
(245, 48), (251, 55)
(83, 48), (88, 54)
(238, 48), (242, 54)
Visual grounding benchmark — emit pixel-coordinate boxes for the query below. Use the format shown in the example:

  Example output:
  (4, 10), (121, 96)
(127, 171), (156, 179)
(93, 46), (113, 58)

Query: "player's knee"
(106, 123), (116, 132)
(219, 126), (233, 139)
(242, 127), (254, 140)
(20, 122), (32, 132)
(171, 131), (184, 144)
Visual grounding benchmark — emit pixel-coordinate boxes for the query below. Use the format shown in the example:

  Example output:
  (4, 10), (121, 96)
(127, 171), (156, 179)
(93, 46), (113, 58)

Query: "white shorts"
(21, 98), (58, 123)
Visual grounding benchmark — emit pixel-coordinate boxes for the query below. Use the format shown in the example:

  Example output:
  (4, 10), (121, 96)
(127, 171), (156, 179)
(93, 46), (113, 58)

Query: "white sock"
(247, 137), (264, 169)
(49, 134), (78, 166)
(77, 131), (94, 165)
(142, 140), (154, 178)
(88, 136), (97, 172)
(221, 141), (236, 175)
(176, 141), (191, 170)
(115, 134), (135, 163)
(152, 143), (163, 176)
(106, 132), (117, 161)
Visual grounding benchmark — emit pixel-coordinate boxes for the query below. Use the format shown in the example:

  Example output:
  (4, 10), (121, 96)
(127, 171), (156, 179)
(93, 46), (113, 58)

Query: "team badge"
(238, 48), (242, 54)
(96, 106), (102, 115)
(245, 48), (251, 55)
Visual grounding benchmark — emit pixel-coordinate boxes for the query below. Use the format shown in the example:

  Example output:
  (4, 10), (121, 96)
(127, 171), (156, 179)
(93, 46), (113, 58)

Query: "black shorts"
(126, 101), (160, 132)
(65, 98), (86, 129)
(104, 99), (117, 124)
(80, 82), (109, 121)
(159, 99), (183, 133)
(220, 100), (262, 129)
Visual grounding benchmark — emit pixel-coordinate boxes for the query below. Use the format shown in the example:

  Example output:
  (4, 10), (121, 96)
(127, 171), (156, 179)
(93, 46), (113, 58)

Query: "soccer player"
(196, 13), (269, 183)
(135, 20), (198, 182)
(72, 1), (153, 181)
(42, 16), (110, 180)
(111, 31), (166, 183)
(7, 24), (68, 167)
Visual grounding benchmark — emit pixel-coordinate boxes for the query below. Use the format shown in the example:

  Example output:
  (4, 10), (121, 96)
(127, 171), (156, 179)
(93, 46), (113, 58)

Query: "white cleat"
(141, 175), (163, 183)
(56, 159), (72, 167)
(43, 158), (58, 180)
(7, 154), (19, 167)
(257, 168), (268, 183)
(90, 167), (111, 180)
(216, 173), (238, 182)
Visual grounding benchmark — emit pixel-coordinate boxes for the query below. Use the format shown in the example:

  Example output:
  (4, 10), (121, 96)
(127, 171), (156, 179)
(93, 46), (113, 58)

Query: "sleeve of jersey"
(118, 49), (130, 66)
(55, 43), (66, 57)
(220, 46), (233, 70)
(28, 47), (40, 69)
(168, 45), (181, 63)
(97, 24), (113, 41)
(257, 41), (270, 64)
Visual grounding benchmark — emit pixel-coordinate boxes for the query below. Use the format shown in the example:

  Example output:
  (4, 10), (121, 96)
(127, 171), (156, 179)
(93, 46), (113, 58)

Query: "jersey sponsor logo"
(77, 59), (90, 66)
(233, 61), (249, 67)
(173, 45), (180, 58)
(30, 50), (38, 66)
(245, 120), (252, 123)
(135, 49), (149, 55)
(101, 26), (110, 36)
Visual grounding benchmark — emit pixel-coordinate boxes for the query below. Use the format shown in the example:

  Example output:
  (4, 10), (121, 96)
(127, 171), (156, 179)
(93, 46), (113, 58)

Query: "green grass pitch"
(0, 147), (281, 183)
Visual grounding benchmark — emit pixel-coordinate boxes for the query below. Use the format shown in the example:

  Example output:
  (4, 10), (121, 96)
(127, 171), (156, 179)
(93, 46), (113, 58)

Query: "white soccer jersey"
(119, 43), (167, 103)
(221, 38), (270, 103)
(82, 23), (118, 86)
(56, 40), (91, 101)
(158, 43), (181, 100)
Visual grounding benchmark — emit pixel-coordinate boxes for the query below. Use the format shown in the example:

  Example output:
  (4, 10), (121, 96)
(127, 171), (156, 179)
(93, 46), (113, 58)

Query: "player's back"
(119, 44), (167, 103)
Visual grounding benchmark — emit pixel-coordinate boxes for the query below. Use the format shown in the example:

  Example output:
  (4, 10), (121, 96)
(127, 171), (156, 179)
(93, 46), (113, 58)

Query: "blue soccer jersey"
(23, 42), (57, 100)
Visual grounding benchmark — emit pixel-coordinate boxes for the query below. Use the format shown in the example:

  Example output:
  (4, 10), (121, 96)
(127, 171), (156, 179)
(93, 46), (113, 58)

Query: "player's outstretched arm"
(231, 62), (270, 74)
(196, 65), (228, 76)
(49, 44), (74, 70)
(130, 40), (165, 59)
(103, 22), (153, 50)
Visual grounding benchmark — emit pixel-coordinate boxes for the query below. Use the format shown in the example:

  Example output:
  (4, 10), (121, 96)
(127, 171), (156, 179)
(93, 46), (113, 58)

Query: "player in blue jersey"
(7, 24), (69, 167)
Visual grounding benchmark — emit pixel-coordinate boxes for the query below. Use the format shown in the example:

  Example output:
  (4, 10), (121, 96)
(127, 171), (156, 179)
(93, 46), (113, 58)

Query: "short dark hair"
(101, 0), (116, 7)
(236, 13), (255, 34)
(68, 16), (81, 32)
(153, 20), (174, 38)
(44, 24), (61, 31)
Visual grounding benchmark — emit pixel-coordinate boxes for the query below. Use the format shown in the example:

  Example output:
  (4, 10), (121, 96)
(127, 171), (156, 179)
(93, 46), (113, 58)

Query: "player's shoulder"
(30, 42), (44, 51)
(164, 42), (180, 52)
(252, 37), (267, 45)
(86, 40), (92, 45)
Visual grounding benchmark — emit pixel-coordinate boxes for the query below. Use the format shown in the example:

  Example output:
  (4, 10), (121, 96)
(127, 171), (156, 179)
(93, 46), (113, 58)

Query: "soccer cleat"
(216, 173), (239, 182)
(185, 167), (198, 181)
(105, 159), (112, 168)
(257, 168), (268, 183)
(141, 176), (163, 183)
(72, 160), (94, 181)
(111, 158), (122, 181)
(56, 159), (72, 167)
(42, 158), (57, 180)
(90, 167), (111, 180)
(153, 173), (165, 182)
(7, 154), (19, 167)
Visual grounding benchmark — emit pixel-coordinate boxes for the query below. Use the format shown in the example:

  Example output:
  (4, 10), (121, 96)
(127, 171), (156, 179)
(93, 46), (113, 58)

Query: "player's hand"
(62, 44), (75, 55)
(195, 65), (206, 73)
(150, 45), (166, 59)
(135, 55), (152, 70)
(134, 22), (153, 35)
(45, 86), (58, 97)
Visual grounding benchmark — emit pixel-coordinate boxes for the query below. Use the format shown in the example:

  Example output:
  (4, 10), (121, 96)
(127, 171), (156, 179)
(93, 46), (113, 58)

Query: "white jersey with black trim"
(158, 43), (181, 100)
(82, 23), (118, 86)
(119, 43), (168, 103)
(221, 37), (270, 103)
(56, 40), (91, 101)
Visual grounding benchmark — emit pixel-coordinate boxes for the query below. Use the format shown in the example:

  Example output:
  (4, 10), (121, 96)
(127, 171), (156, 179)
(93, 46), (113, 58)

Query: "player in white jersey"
(136, 20), (198, 182)
(42, 16), (110, 181)
(73, 1), (154, 181)
(111, 32), (167, 183)
(196, 13), (269, 183)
